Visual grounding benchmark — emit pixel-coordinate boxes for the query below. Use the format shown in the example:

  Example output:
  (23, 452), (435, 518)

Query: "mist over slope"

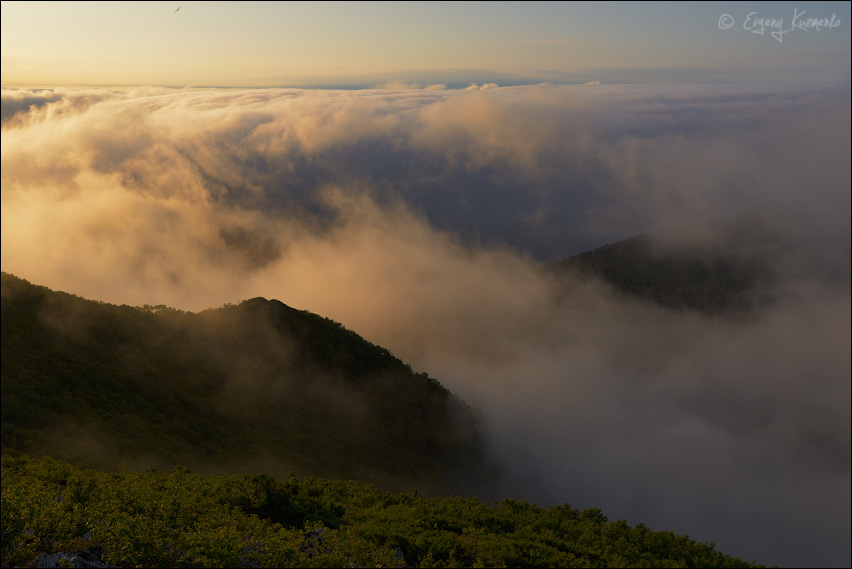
(1, 82), (849, 567)
(547, 230), (780, 313)
(1, 272), (491, 495)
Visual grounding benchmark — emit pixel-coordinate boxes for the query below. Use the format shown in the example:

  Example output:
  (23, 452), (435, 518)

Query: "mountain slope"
(547, 235), (775, 313)
(0, 272), (491, 495)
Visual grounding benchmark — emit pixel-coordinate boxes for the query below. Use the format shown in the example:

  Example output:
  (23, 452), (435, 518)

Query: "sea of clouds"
(2, 82), (849, 567)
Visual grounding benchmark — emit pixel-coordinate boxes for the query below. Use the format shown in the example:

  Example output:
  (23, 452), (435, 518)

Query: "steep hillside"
(0, 272), (491, 495)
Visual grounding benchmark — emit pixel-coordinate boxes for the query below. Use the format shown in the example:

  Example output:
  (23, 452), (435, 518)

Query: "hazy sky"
(1, 2), (850, 568)
(2, 1), (850, 86)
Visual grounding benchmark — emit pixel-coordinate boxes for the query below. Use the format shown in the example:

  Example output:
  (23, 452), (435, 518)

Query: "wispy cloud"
(462, 82), (499, 90)
(372, 81), (447, 91)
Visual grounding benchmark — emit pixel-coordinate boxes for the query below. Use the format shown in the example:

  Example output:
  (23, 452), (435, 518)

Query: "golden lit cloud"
(1, 83), (850, 568)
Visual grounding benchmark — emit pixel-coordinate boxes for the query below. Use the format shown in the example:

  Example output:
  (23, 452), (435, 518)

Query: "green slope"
(1, 453), (764, 568)
(0, 272), (491, 495)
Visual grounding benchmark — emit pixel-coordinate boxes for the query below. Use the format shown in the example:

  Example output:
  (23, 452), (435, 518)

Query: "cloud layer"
(2, 83), (850, 567)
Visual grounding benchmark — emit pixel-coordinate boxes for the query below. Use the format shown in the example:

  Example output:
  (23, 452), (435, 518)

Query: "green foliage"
(2, 454), (765, 568)
(0, 272), (492, 495)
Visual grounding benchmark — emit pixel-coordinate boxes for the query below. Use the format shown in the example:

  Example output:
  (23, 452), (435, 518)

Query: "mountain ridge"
(546, 234), (775, 313)
(0, 271), (492, 496)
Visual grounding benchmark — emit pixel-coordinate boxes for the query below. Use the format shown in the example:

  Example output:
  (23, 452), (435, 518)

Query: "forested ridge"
(0, 271), (490, 495)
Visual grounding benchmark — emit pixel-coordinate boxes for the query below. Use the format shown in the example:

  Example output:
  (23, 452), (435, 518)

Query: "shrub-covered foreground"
(1, 454), (762, 568)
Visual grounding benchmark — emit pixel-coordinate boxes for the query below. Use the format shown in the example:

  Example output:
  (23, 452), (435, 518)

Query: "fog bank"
(2, 83), (849, 567)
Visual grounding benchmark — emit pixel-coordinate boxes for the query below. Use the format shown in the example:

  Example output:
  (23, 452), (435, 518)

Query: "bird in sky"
(175, 6), (182, 13)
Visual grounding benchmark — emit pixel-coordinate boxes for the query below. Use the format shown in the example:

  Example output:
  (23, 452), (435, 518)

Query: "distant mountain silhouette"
(547, 235), (776, 313)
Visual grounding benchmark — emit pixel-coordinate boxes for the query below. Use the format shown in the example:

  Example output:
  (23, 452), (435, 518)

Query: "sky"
(1, 1), (850, 87)
(1, 2), (851, 568)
